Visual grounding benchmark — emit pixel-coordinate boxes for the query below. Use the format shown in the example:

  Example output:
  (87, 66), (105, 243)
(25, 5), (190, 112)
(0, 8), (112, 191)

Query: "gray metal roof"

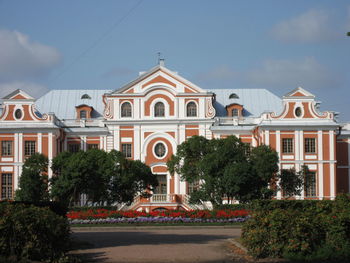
(35, 89), (111, 120)
(208, 89), (283, 117)
(35, 88), (282, 120)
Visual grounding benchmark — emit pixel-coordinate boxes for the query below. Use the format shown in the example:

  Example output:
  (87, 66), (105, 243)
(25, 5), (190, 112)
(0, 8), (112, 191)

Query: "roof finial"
(157, 52), (165, 67)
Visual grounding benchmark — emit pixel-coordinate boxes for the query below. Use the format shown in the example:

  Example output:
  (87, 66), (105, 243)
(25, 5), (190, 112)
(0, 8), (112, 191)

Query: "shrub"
(0, 202), (71, 262)
(241, 195), (350, 261)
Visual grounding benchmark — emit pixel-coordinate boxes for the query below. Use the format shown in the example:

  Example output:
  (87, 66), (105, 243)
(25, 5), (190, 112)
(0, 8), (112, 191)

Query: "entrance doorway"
(154, 174), (167, 194)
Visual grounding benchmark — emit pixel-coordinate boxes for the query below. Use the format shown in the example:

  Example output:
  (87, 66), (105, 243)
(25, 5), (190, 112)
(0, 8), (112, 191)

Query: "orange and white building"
(0, 62), (349, 210)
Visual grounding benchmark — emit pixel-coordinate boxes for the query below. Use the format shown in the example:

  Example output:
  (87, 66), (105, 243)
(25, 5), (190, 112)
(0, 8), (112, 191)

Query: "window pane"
(80, 110), (87, 119)
(232, 109), (239, 117)
(68, 144), (80, 153)
(154, 102), (165, 117)
(186, 102), (197, 117)
(122, 144), (132, 158)
(305, 172), (316, 197)
(1, 173), (12, 200)
(87, 144), (98, 150)
(282, 138), (293, 153)
(305, 138), (316, 154)
(1, 141), (13, 156)
(24, 141), (36, 156)
(121, 102), (132, 117)
(154, 143), (166, 158)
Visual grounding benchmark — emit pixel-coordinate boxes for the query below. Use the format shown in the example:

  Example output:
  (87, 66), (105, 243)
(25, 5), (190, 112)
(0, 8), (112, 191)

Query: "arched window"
(186, 102), (197, 117)
(80, 110), (87, 119)
(154, 102), (165, 117)
(121, 102), (132, 117)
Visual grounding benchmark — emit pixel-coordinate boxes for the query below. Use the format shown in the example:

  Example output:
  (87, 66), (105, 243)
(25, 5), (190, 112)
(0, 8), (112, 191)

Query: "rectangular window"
(282, 138), (293, 154)
(1, 141), (13, 156)
(1, 173), (13, 200)
(305, 171), (316, 197)
(187, 180), (199, 194)
(305, 138), (316, 154)
(87, 144), (98, 150)
(68, 143), (80, 153)
(122, 143), (132, 158)
(24, 141), (36, 156)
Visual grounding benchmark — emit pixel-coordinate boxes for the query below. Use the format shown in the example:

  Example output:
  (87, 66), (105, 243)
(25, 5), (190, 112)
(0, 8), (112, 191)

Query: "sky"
(0, 0), (349, 120)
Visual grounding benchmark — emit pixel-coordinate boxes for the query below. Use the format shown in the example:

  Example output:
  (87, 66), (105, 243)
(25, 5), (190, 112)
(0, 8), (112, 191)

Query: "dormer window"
(76, 104), (93, 119)
(81, 94), (91, 99)
(226, 103), (243, 118)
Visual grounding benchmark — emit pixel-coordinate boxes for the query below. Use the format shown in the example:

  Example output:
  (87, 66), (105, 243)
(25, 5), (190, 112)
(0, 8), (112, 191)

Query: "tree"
(15, 153), (49, 202)
(50, 149), (158, 206)
(279, 165), (310, 198)
(168, 135), (279, 206)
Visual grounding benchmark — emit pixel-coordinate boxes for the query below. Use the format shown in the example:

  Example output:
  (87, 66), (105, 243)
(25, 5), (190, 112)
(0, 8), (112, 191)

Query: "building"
(0, 62), (349, 210)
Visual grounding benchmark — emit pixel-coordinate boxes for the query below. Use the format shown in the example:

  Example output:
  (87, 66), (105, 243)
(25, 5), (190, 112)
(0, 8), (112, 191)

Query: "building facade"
(1, 63), (349, 210)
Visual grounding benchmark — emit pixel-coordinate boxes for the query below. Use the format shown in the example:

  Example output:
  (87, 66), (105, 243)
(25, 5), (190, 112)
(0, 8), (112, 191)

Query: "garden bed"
(67, 208), (250, 225)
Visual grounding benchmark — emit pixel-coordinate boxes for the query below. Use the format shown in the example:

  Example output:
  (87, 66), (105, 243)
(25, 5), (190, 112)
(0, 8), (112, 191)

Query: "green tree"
(15, 153), (49, 202)
(168, 135), (279, 205)
(279, 165), (310, 198)
(50, 149), (158, 206)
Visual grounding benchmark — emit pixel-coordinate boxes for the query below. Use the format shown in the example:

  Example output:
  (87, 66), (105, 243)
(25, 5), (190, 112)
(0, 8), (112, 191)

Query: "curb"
(228, 238), (248, 252)
(71, 225), (242, 231)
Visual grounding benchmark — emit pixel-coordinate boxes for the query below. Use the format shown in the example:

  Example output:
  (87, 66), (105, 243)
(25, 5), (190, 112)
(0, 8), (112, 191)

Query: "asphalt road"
(71, 226), (242, 263)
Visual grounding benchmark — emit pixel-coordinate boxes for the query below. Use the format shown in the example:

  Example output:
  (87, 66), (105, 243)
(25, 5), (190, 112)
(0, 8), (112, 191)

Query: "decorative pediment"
(108, 64), (206, 95)
(283, 87), (315, 99)
(2, 89), (35, 101)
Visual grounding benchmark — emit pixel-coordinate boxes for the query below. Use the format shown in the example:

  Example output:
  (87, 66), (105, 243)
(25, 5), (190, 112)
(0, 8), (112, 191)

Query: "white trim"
(305, 155), (317, 159)
(121, 137), (133, 143)
(13, 105), (24, 121)
(264, 130), (269, 145)
(1, 166), (13, 172)
(18, 133), (23, 163)
(282, 155), (294, 159)
(1, 157), (13, 162)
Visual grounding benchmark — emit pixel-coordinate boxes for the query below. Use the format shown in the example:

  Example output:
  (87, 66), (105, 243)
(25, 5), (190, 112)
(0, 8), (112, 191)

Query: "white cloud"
(0, 82), (48, 99)
(244, 57), (339, 90)
(0, 29), (61, 82)
(271, 9), (336, 43)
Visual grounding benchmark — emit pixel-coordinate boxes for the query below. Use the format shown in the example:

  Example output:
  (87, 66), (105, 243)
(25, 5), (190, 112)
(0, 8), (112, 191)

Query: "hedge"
(241, 195), (350, 262)
(0, 202), (71, 262)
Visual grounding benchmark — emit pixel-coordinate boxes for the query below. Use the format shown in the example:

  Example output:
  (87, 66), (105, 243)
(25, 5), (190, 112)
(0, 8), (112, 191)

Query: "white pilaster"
(134, 126), (141, 160)
(318, 130), (324, 199)
(276, 130), (282, 199)
(37, 133), (42, 153)
(48, 132), (53, 179)
(264, 130), (269, 145)
(329, 130), (335, 199)
(18, 133), (23, 163)
(14, 166), (19, 190)
(14, 133), (19, 163)
(113, 126), (120, 150)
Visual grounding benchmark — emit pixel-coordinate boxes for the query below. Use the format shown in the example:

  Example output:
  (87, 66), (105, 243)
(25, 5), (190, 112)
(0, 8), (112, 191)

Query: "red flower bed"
(67, 208), (249, 220)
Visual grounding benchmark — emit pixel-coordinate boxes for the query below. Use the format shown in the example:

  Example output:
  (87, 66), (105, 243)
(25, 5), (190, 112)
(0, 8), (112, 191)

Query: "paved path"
(71, 226), (241, 263)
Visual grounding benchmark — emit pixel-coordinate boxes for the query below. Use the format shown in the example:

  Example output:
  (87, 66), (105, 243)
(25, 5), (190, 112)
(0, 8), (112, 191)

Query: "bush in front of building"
(0, 202), (71, 262)
(241, 195), (350, 261)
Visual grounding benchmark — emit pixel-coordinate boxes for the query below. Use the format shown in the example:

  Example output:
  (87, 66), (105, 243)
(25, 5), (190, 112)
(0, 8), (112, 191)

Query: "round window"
(15, 109), (23, 119)
(154, 143), (166, 158)
(295, 107), (302, 117)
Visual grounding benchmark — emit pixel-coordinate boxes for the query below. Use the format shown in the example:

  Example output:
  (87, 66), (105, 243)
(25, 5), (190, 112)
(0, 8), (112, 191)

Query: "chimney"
(159, 58), (165, 67)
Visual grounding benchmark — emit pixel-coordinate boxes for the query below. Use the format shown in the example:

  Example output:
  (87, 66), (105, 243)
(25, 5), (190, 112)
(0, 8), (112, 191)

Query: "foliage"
(1, 201), (67, 217)
(278, 166), (307, 198)
(50, 149), (158, 207)
(15, 153), (49, 202)
(0, 202), (71, 262)
(167, 136), (279, 205)
(241, 195), (350, 261)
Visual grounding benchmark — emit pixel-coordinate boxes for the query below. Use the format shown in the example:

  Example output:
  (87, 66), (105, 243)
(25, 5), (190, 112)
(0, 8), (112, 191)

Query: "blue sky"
(0, 0), (349, 120)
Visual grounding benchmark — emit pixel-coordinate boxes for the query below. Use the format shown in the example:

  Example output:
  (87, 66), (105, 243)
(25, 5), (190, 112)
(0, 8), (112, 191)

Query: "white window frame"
(153, 141), (168, 160)
(150, 98), (169, 118)
(120, 101), (133, 118)
(186, 101), (198, 117)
